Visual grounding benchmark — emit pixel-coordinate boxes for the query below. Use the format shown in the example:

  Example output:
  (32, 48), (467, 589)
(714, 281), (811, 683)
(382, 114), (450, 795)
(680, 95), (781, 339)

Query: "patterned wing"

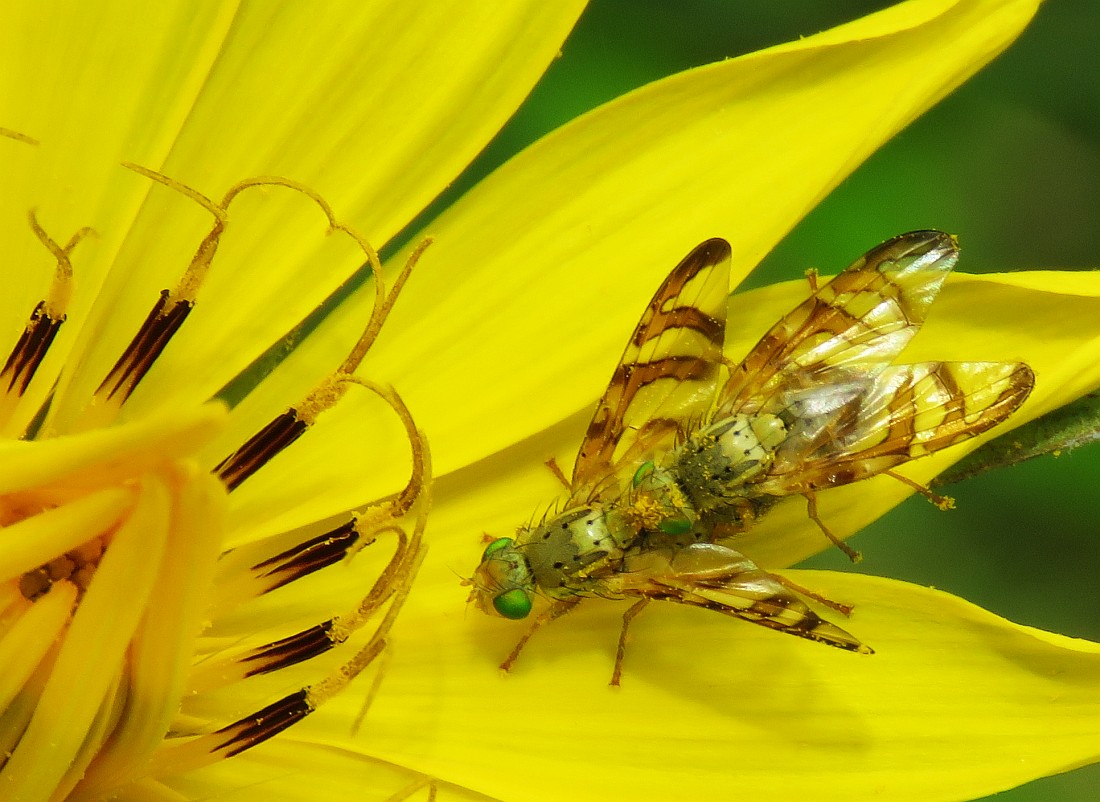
(609, 543), (870, 653)
(718, 230), (959, 417)
(755, 360), (1035, 495)
(572, 238), (732, 501)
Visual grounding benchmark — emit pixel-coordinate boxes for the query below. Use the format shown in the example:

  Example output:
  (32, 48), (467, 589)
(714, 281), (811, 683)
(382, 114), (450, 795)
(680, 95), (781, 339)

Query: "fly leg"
(804, 266), (820, 293)
(545, 457), (571, 490)
(884, 469), (955, 510)
(500, 598), (579, 673)
(385, 776), (438, 802)
(804, 491), (862, 562)
(611, 598), (651, 687)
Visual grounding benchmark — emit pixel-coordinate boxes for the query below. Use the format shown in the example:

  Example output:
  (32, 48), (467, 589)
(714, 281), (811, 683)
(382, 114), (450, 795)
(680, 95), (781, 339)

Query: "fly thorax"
(520, 506), (629, 599)
(626, 462), (697, 535)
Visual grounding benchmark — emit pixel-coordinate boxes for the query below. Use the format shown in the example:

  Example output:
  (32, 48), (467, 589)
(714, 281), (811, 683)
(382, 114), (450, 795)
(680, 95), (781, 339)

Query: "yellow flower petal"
(148, 2), (588, 240)
(365, 0), (1042, 476)
(6, 2), (1090, 800)
(173, 739), (493, 802)
(0, 3), (236, 228)
(5, 0), (585, 434)
(386, 267), (1100, 588)
(355, 569), (1100, 802)
(74, 465), (225, 800)
(368, 258), (1100, 800)
(3, 474), (171, 800)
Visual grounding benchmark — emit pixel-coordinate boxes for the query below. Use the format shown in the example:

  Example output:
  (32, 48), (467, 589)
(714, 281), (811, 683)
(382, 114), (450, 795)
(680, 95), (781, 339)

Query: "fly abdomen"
(670, 413), (787, 514)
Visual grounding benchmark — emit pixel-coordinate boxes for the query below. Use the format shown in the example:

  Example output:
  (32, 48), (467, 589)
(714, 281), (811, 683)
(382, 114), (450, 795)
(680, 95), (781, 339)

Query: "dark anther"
(215, 410), (309, 491)
(240, 621), (337, 677)
(95, 290), (194, 403)
(211, 689), (312, 758)
(251, 520), (360, 590)
(1, 302), (64, 395)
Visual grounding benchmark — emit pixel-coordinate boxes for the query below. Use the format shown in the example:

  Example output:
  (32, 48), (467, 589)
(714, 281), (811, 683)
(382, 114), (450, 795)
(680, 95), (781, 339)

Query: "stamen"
(93, 288), (195, 404)
(350, 637), (391, 735)
(86, 166), (380, 425)
(305, 520), (426, 710)
(0, 156), (435, 793)
(191, 384), (427, 693)
(212, 688), (317, 758)
(213, 238), (429, 491)
(0, 472), (172, 799)
(236, 525), (408, 679)
(238, 620), (339, 677)
(148, 440), (429, 776)
(17, 537), (105, 600)
(212, 411), (308, 492)
(0, 213), (92, 430)
(4, 480), (133, 605)
(250, 518), (363, 592)
(348, 381), (429, 522)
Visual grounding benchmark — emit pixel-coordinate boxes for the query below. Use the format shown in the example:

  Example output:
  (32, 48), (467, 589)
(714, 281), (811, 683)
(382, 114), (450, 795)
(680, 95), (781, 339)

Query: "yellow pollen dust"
(626, 492), (668, 531)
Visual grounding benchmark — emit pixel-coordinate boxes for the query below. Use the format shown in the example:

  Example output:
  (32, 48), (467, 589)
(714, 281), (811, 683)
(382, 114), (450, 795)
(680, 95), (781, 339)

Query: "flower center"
(0, 159), (431, 799)
(17, 536), (104, 601)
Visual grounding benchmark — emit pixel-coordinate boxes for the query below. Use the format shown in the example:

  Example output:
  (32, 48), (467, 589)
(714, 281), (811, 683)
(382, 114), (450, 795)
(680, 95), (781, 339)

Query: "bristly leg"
(885, 468), (956, 511)
(803, 266), (820, 293)
(804, 491), (862, 562)
(612, 598), (651, 686)
(500, 598), (580, 673)
(545, 456), (571, 490)
(385, 776), (440, 802)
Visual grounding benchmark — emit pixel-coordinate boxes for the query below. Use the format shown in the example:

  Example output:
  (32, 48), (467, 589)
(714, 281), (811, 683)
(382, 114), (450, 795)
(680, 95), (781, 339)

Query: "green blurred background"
(417, 3), (1100, 799)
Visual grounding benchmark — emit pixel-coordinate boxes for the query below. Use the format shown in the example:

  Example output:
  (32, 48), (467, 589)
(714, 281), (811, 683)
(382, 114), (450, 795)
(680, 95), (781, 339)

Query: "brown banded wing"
(707, 229), (1034, 494)
(572, 238), (732, 502)
(756, 360), (1035, 495)
(607, 543), (870, 653)
(717, 230), (959, 418)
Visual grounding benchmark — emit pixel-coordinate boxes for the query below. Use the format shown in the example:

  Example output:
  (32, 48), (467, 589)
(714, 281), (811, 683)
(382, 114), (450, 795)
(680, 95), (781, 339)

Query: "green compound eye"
(481, 537), (514, 560)
(631, 460), (656, 487)
(492, 589), (532, 620)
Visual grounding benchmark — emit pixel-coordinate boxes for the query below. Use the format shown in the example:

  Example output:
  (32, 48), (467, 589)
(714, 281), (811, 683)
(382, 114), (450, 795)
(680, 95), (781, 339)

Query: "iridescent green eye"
(492, 589), (532, 619)
(481, 537), (513, 560)
(632, 460), (655, 487)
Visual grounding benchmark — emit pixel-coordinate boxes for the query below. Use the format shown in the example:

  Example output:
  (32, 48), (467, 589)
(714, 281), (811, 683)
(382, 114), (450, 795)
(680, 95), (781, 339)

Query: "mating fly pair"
(468, 231), (1034, 684)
